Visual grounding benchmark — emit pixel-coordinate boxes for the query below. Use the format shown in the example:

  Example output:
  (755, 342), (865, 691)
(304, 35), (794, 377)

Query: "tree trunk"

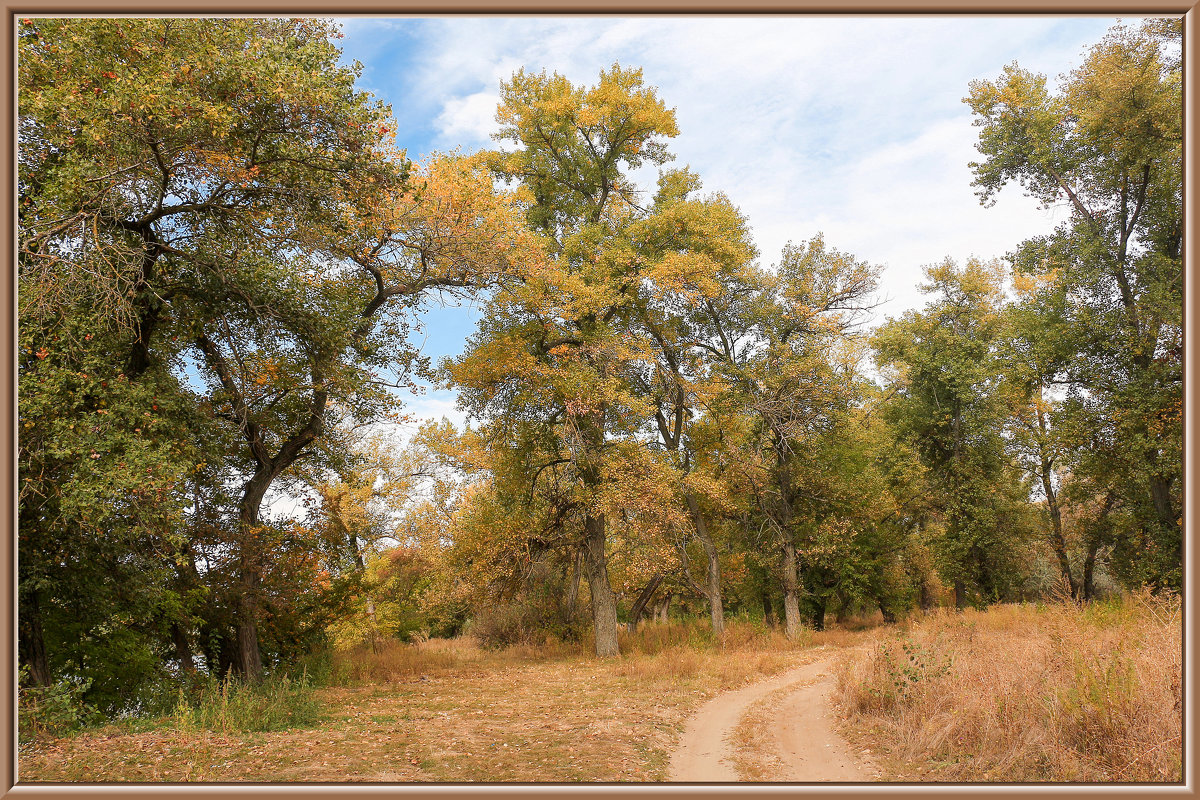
(954, 580), (967, 611)
(1082, 543), (1098, 602)
(626, 573), (663, 633)
(761, 587), (776, 628)
(1082, 495), (1115, 602)
(655, 593), (673, 623)
(196, 334), (329, 682)
(781, 541), (802, 639)
(19, 588), (51, 687)
(1037, 407), (1077, 600)
(582, 513), (620, 657)
(1149, 473), (1180, 550)
(1149, 476), (1177, 528)
(919, 579), (935, 611)
(565, 548), (583, 619)
(171, 622), (195, 673)
(835, 591), (850, 625)
(684, 492), (724, 637)
(236, 473), (272, 681)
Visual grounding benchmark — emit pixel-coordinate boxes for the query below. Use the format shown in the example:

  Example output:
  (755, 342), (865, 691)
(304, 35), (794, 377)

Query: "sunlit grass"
(835, 592), (1182, 782)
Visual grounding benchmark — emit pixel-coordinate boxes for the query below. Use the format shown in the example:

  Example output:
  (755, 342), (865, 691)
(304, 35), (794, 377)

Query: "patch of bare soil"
(669, 647), (878, 783)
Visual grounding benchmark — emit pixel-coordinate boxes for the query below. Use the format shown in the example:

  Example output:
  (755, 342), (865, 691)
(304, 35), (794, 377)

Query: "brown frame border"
(4, 2), (1197, 798)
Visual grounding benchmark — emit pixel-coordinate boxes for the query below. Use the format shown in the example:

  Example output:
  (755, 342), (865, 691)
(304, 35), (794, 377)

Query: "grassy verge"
(19, 617), (822, 783)
(834, 593), (1182, 782)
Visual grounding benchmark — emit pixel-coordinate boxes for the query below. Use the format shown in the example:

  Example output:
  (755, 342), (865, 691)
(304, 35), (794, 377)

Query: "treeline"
(18, 18), (1180, 713)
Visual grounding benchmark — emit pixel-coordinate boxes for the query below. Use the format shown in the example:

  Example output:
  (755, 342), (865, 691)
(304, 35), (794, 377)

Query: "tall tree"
(873, 258), (1031, 608)
(701, 237), (877, 636)
(965, 19), (1182, 591)
(19, 18), (529, 682)
(450, 66), (763, 656)
(631, 167), (759, 638)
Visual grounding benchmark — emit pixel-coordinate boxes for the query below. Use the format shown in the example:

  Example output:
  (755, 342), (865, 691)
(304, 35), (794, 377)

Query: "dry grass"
(19, 617), (818, 783)
(834, 592), (1183, 783)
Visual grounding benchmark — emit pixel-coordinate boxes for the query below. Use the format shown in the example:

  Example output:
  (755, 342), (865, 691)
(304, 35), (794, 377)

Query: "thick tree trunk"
(835, 592), (850, 625)
(19, 588), (51, 687)
(919, 579), (935, 611)
(954, 580), (967, 611)
(626, 573), (663, 633)
(780, 541), (802, 639)
(582, 513), (620, 657)
(1082, 543), (1098, 602)
(1149, 474), (1180, 541)
(654, 593), (672, 623)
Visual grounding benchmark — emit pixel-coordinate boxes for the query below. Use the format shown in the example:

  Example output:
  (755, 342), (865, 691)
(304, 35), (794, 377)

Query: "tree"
(873, 258), (1031, 608)
(965, 19), (1182, 591)
(998, 272), (1083, 600)
(726, 238), (877, 636)
(630, 167), (759, 638)
(450, 65), (703, 657)
(19, 18), (530, 684)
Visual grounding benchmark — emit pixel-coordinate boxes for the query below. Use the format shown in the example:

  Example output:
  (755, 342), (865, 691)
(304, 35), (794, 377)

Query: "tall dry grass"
(331, 634), (491, 683)
(333, 615), (822, 688)
(835, 592), (1182, 782)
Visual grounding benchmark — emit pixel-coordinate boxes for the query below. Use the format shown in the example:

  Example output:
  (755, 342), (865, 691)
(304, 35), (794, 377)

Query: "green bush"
(18, 667), (96, 745)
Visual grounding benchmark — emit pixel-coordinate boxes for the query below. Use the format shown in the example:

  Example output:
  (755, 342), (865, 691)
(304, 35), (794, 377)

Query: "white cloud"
(435, 90), (501, 143)
(400, 389), (467, 434)
(338, 15), (1118, 426)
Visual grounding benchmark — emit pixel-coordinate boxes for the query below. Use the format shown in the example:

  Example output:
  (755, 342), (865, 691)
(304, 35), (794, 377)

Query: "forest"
(17, 15), (1181, 767)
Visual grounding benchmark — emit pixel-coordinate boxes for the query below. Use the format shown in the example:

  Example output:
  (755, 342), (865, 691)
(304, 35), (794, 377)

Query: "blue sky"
(331, 15), (1124, 428)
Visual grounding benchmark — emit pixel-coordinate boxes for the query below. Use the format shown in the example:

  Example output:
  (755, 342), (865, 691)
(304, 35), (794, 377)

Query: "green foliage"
(468, 559), (588, 650)
(966, 19), (1182, 593)
(16, 15), (1182, 720)
(873, 258), (1032, 606)
(1056, 654), (1138, 740)
(18, 667), (97, 745)
(868, 636), (954, 708)
(19, 16), (529, 688)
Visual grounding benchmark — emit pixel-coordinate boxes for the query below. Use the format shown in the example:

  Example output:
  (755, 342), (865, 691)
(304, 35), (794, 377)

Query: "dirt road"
(668, 650), (875, 782)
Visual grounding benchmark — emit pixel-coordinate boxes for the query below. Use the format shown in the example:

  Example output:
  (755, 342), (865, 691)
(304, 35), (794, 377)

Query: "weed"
(174, 671), (323, 734)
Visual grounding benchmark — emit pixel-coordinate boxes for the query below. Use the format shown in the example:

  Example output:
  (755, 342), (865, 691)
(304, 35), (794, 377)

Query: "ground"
(19, 626), (878, 783)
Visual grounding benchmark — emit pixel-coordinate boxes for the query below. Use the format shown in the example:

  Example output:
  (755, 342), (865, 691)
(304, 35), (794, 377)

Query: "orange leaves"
(362, 152), (545, 291)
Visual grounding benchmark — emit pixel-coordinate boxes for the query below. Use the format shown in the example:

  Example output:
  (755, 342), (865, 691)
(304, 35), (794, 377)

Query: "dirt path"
(668, 650), (875, 782)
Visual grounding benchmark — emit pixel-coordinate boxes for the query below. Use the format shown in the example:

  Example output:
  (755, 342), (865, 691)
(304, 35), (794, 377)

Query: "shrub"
(18, 667), (96, 745)
(469, 597), (584, 650)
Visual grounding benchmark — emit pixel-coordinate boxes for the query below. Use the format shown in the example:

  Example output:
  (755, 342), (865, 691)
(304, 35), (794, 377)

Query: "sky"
(330, 15), (1123, 430)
